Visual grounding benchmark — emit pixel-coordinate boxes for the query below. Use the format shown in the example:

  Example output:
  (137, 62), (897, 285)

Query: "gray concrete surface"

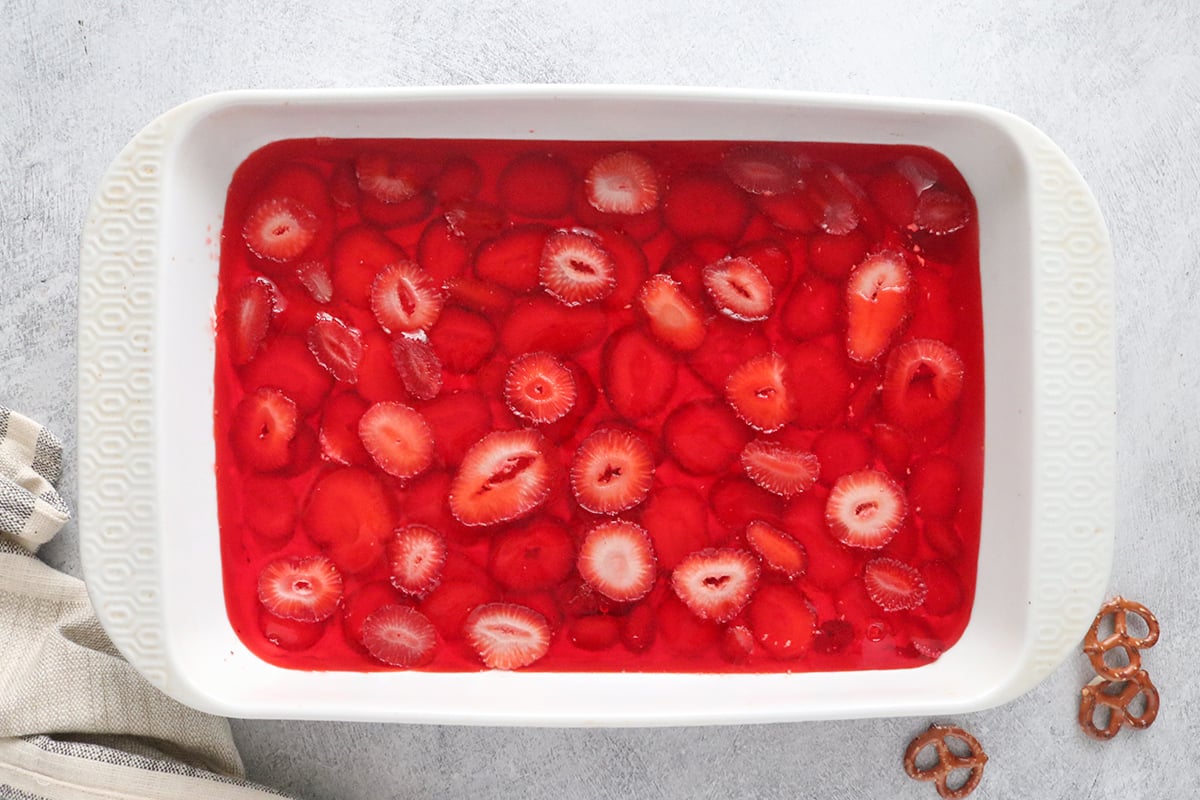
(3, 0), (1198, 797)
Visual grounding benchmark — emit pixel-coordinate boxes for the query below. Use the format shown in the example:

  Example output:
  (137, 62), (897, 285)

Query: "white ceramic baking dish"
(77, 86), (1114, 725)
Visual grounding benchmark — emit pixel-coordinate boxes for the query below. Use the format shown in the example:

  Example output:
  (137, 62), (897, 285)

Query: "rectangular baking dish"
(77, 86), (1114, 724)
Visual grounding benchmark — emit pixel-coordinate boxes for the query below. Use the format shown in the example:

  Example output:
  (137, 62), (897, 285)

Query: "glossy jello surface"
(214, 137), (983, 673)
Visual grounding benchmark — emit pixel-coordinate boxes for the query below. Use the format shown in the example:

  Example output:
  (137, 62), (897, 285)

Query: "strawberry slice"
(740, 440), (820, 498)
(723, 146), (797, 196)
(341, 581), (399, 650)
(421, 391), (493, 467)
(733, 240), (792, 291)
(243, 196), (318, 262)
(224, 279), (275, 365)
(318, 392), (371, 466)
(416, 218), (471, 282)
(230, 388), (299, 472)
(464, 603), (552, 670)
(331, 226), (407, 308)
(658, 591), (721, 656)
(258, 609), (325, 652)
(360, 605), (438, 667)
(303, 467), (395, 573)
(358, 401), (434, 480)
(434, 156), (482, 203)
(663, 172), (751, 243)
(504, 352), (578, 424)
(914, 189), (970, 235)
(295, 260), (333, 304)
(640, 486), (710, 571)
(241, 475), (297, 542)
(809, 230), (870, 281)
(862, 557), (927, 611)
(370, 261), (445, 334)
(474, 225), (549, 292)
(329, 160), (360, 209)
(306, 313), (364, 383)
(568, 615), (621, 650)
(811, 428), (872, 485)
(785, 339), (853, 429)
(601, 326), (678, 420)
(498, 152), (575, 218)
(702, 256), (774, 321)
(445, 276), (514, 316)
(594, 228), (649, 311)
(709, 476), (783, 529)
(570, 428), (655, 515)
(539, 229), (617, 306)
(907, 455), (962, 519)
(419, 576), (499, 640)
(500, 296), (607, 356)
(867, 171), (919, 228)
(488, 520), (575, 592)
(636, 274), (706, 352)
(845, 251), (912, 363)
(355, 152), (425, 203)
(745, 519), (807, 578)
(448, 430), (553, 526)
(239, 336), (334, 414)
(428, 306), (497, 374)
(620, 600), (657, 652)
(720, 625), (756, 664)
(920, 560), (965, 616)
(783, 493), (857, 590)
(391, 336), (443, 401)
(689, 315), (771, 390)
(826, 469), (907, 549)
(881, 338), (965, 429)
(725, 353), (793, 432)
(664, 399), (751, 475)
(387, 524), (447, 598)
(585, 151), (659, 215)
(747, 583), (816, 660)
(671, 548), (760, 623)
(444, 200), (507, 247)
(577, 520), (657, 603)
(257, 555), (343, 622)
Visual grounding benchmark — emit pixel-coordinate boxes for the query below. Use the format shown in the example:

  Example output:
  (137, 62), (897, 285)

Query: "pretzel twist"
(903, 724), (988, 799)
(1081, 596), (1160, 680)
(1078, 670), (1160, 740)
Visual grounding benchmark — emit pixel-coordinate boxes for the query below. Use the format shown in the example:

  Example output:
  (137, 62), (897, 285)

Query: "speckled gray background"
(4, 1), (1199, 797)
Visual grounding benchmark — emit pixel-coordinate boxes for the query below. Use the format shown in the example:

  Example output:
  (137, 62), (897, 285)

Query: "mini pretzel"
(1078, 670), (1160, 740)
(903, 724), (988, 799)
(1082, 596), (1159, 680)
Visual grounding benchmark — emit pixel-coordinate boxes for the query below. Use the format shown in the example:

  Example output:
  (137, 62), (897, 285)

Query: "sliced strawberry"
(702, 256), (774, 321)
(241, 475), (297, 542)
(871, 422), (913, 476)
(568, 615), (622, 650)
(258, 608), (325, 651)
(391, 335), (443, 401)
(230, 388), (299, 472)
(387, 524), (448, 598)
(570, 428), (655, 515)
(663, 172), (751, 243)
(444, 200), (507, 247)
(243, 196), (318, 262)
(663, 399), (751, 475)
(239, 336), (333, 413)
(745, 519), (807, 578)
(331, 226), (407, 308)
(488, 520), (575, 592)
(318, 392), (371, 466)
(448, 430), (552, 527)
(445, 276), (514, 315)
(464, 603), (552, 670)
(671, 548), (760, 623)
(279, 423), (319, 477)
(914, 189), (970, 235)
(720, 625), (756, 664)
(500, 296), (607, 355)
(474, 225), (549, 292)
(421, 390), (492, 467)
(881, 338), (965, 429)
(224, 279), (275, 365)
(539, 229), (617, 306)
(725, 353), (793, 432)
(723, 146), (797, 196)
(826, 469), (907, 549)
(295, 260), (333, 304)
(799, 163), (863, 235)
(783, 495), (856, 590)
(920, 560), (965, 616)
(897, 156), (939, 192)
(740, 439), (820, 498)
(303, 467), (395, 573)
(733, 240), (792, 291)
(636, 274), (706, 352)
(268, 279), (320, 335)
(709, 476), (784, 529)
(657, 591), (722, 655)
(689, 315), (771, 390)
(585, 151), (659, 215)
(908, 455), (962, 519)
(416, 217), (471, 282)
(427, 307), (497, 375)
(923, 518), (963, 560)
(594, 228), (649, 311)
(536, 360), (596, 441)
(862, 557), (927, 611)
(341, 581), (399, 649)
(497, 152), (575, 218)
(257, 555), (343, 622)
(504, 352), (577, 424)
(601, 326), (678, 420)
(747, 583), (816, 659)
(358, 401), (434, 480)
(867, 171), (919, 228)
(620, 600), (657, 652)
(355, 152), (425, 203)
(305, 313), (364, 383)
(756, 190), (818, 233)
(434, 156), (482, 203)
(370, 261), (445, 334)
(329, 160), (360, 209)
(577, 520), (657, 603)
(419, 576), (498, 640)
(845, 251), (912, 363)
(362, 190), (434, 230)
(779, 276), (840, 341)
(355, 330), (406, 403)
(640, 486), (710, 571)
(811, 428), (872, 486)
(361, 605), (438, 667)
(785, 339), (853, 429)
(809, 230), (869, 281)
